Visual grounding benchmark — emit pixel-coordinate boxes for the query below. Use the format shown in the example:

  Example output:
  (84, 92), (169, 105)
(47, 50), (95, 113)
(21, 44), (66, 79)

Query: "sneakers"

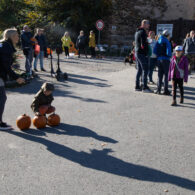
(41, 68), (46, 72)
(163, 90), (171, 96)
(135, 86), (142, 91)
(142, 86), (152, 93)
(154, 90), (161, 95)
(171, 100), (177, 106)
(0, 122), (12, 130)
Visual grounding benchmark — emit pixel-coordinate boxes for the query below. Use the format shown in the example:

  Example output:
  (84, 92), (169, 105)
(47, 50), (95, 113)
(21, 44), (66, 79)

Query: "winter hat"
(41, 82), (55, 91)
(162, 30), (170, 37)
(175, 46), (183, 51)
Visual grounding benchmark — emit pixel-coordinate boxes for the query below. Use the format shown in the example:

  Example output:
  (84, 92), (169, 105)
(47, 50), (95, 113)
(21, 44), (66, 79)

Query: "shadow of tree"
(4, 130), (195, 191)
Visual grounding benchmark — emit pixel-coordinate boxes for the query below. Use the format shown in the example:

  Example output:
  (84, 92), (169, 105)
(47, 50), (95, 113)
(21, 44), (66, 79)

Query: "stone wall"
(102, 0), (195, 46)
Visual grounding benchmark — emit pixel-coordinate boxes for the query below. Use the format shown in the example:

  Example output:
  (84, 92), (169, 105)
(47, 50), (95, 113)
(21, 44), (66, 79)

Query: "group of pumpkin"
(16, 113), (60, 130)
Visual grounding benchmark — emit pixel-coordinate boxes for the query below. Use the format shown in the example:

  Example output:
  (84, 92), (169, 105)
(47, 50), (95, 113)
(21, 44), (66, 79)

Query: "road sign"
(96, 20), (104, 31)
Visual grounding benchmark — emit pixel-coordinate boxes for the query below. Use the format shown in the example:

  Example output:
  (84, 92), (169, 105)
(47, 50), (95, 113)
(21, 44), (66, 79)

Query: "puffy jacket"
(135, 27), (148, 56)
(183, 37), (195, 54)
(21, 30), (34, 49)
(61, 36), (72, 48)
(153, 35), (172, 60)
(0, 40), (19, 82)
(31, 89), (54, 113)
(168, 55), (189, 82)
(89, 34), (96, 48)
(35, 34), (47, 51)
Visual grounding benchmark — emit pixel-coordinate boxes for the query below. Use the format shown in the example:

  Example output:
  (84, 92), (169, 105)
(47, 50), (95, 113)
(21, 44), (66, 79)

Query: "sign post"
(96, 20), (104, 45)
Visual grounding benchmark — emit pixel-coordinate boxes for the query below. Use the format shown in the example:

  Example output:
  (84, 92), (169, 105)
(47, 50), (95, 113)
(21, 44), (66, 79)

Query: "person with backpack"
(168, 46), (189, 106)
(134, 20), (151, 92)
(76, 30), (88, 58)
(154, 30), (172, 95)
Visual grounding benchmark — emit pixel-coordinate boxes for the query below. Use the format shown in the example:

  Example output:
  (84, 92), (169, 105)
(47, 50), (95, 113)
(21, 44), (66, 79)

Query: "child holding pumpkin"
(31, 82), (55, 116)
(168, 46), (189, 106)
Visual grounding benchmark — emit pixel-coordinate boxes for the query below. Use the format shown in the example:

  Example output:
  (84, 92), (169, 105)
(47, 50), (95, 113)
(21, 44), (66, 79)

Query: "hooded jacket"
(168, 55), (189, 82)
(31, 83), (54, 113)
(153, 35), (172, 60)
(61, 36), (72, 49)
(0, 40), (19, 82)
(135, 27), (148, 56)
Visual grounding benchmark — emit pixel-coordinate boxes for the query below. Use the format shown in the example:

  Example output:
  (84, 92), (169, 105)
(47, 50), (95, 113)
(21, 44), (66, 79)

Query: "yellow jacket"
(61, 36), (72, 48)
(89, 34), (96, 48)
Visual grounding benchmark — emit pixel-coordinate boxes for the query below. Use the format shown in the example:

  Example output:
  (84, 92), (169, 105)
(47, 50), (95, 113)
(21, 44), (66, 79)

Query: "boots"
(180, 97), (184, 104)
(171, 100), (177, 106)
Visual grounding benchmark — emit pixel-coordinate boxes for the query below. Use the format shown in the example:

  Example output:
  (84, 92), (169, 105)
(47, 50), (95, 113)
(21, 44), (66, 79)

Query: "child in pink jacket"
(168, 46), (189, 106)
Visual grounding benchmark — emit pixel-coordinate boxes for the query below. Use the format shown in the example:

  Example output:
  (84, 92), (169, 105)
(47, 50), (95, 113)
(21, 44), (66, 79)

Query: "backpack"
(156, 42), (168, 57)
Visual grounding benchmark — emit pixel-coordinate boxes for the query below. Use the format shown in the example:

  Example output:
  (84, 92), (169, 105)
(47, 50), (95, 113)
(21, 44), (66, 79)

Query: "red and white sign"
(96, 20), (104, 31)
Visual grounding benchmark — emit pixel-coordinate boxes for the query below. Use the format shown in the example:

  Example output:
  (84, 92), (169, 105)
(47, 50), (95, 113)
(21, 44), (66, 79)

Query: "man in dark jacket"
(183, 30), (195, 73)
(34, 28), (47, 71)
(21, 25), (35, 78)
(76, 30), (88, 58)
(154, 30), (172, 95)
(0, 30), (25, 130)
(135, 20), (150, 92)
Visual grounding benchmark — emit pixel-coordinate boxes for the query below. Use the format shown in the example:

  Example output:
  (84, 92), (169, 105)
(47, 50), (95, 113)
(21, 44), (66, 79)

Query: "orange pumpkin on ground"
(47, 114), (60, 126)
(39, 105), (49, 115)
(33, 115), (47, 129)
(16, 114), (31, 130)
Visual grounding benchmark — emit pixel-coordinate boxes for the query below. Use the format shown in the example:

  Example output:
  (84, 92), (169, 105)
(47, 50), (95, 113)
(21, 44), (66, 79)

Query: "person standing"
(61, 32), (72, 59)
(21, 25), (35, 78)
(89, 30), (96, 58)
(183, 30), (195, 73)
(33, 28), (47, 72)
(148, 31), (157, 84)
(0, 29), (25, 130)
(154, 30), (172, 95)
(76, 30), (88, 58)
(168, 46), (189, 106)
(135, 19), (151, 92)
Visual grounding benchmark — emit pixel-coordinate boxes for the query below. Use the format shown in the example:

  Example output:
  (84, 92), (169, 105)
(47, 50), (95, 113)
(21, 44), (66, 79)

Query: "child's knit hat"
(41, 82), (54, 91)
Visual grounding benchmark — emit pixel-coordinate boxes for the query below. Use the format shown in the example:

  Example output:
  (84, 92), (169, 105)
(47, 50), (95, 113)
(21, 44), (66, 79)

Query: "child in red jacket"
(168, 46), (189, 106)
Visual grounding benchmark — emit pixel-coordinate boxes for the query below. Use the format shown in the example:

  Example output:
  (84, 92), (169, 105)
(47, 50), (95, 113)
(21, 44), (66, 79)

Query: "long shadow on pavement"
(24, 123), (118, 144)
(4, 129), (195, 191)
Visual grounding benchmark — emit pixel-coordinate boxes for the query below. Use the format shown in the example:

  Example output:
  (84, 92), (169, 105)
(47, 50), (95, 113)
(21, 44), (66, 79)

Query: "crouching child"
(31, 82), (55, 115)
(168, 46), (189, 106)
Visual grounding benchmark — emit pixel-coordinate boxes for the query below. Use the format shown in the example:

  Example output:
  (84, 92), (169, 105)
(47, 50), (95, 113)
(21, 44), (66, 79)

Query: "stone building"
(102, 0), (195, 46)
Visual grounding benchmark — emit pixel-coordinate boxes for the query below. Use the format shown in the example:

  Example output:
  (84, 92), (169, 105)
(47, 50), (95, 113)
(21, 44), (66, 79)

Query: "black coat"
(35, 34), (47, 51)
(135, 28), (148, 56)
(76, 35), (88, 48)
(21, 31), (34, 49)
(0, 40), (19, 82)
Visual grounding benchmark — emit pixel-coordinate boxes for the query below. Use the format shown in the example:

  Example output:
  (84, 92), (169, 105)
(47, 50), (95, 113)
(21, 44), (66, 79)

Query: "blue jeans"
(34, 51), (44, 69)
(148, 58), (157, 82)
(0, 86), (7, 122)
(25, 48), (34, 74)
(136, 53), (149, 88)
(157, 60), (170, 92)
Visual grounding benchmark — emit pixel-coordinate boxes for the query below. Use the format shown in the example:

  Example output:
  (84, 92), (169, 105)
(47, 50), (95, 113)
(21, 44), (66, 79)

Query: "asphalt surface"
(0, 55), (195, 195)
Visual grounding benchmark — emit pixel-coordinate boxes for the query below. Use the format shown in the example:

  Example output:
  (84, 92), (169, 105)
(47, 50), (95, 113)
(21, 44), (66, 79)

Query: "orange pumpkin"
(16, 114), (31, 130)
(39, 105), (49, 115)
(47, 114), (60, 126)
(33, 115), (47, 129)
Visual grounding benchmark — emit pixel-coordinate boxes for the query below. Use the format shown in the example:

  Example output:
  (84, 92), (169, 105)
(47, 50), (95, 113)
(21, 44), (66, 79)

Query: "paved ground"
(0, 54), (195, 195)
